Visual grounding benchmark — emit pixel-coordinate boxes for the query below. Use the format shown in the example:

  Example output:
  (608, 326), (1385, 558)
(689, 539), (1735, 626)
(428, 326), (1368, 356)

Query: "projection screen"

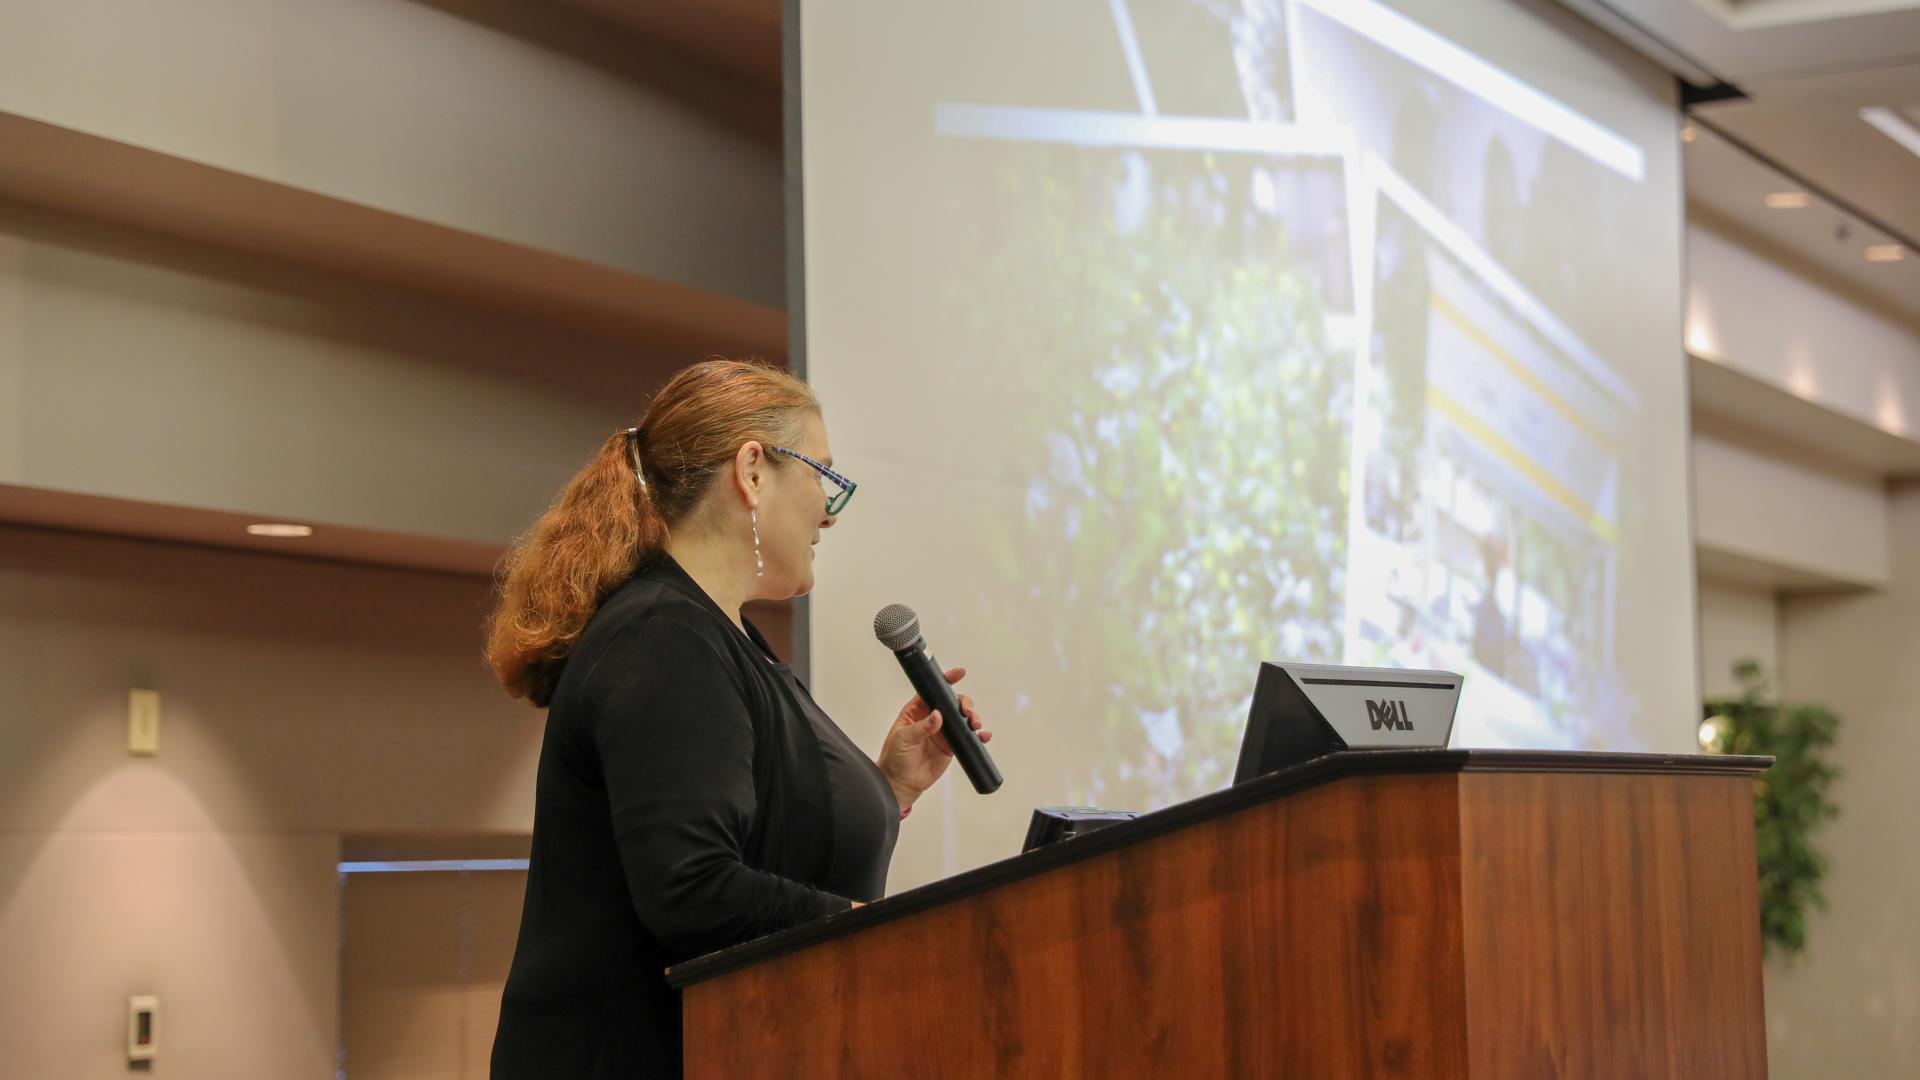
(797, 0), (1695, 889)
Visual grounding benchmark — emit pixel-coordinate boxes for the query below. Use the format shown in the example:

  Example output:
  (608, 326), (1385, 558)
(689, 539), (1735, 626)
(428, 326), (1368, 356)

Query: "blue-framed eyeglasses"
(770, 446), (857, 515)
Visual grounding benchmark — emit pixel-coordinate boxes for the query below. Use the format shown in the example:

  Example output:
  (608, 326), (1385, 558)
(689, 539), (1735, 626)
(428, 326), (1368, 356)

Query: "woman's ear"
(733, 440), (765, 505)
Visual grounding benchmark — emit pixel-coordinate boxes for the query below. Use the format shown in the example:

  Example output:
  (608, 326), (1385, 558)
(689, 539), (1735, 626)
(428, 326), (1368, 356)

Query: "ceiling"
(1687, 116), (1920, 326)
(1559, 0), (1920, 326)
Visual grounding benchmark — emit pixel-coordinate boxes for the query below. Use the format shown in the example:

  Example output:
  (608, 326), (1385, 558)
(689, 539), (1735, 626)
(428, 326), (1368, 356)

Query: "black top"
(780, 662), (900, 899)
(490, 554), (900, 1079)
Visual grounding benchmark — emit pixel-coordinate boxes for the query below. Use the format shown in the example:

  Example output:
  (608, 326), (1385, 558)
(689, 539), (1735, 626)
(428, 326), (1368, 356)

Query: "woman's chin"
(781, 562), (815, 598)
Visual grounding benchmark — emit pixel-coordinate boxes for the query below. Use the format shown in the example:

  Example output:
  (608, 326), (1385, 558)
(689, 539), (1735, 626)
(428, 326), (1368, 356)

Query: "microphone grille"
(873, 604), (921, 650)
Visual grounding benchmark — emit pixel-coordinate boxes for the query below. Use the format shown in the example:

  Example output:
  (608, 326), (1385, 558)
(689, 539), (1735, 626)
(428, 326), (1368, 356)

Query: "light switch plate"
(128, 995), (158, 1060)
(128, 689), (160, 756)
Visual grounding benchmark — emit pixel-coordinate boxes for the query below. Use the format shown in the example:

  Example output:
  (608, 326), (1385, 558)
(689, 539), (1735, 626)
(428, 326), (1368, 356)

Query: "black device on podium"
(1021, 807), (1140, 852)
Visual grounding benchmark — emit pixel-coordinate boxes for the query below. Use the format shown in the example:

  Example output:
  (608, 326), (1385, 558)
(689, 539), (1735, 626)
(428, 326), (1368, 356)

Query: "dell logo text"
(1366, 699), (1414, 731)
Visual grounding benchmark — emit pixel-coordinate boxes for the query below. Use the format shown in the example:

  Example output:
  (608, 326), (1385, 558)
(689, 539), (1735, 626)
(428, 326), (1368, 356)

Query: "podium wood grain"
(1458, 771), (1767, 1077)
(678, 755), (1768, 1079)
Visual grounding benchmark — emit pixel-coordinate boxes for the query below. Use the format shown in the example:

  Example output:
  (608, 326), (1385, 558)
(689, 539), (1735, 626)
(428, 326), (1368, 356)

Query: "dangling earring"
(750, 507), (764, 577)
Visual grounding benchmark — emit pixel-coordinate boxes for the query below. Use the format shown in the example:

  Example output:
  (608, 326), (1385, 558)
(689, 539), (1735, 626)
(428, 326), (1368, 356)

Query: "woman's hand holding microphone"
(849, 667), (988, 910)
(875, 666), (990, 814)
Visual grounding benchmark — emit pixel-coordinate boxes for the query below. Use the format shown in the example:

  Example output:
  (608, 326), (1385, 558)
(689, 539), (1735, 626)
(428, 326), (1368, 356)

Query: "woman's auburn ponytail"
(485, 430), (666, 706)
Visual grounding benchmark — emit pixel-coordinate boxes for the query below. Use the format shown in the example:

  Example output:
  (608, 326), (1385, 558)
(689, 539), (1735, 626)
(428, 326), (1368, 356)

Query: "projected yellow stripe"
(1426, 386), (1618, 544)
(1430, 291), (1614, 452)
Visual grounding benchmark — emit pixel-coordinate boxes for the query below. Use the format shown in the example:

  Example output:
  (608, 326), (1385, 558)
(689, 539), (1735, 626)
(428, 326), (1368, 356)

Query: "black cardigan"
(490, 554), (895, 1078)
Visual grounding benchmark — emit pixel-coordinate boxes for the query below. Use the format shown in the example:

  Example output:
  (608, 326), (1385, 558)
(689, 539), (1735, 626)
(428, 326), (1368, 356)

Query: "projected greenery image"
(935, 146), (1353, 808)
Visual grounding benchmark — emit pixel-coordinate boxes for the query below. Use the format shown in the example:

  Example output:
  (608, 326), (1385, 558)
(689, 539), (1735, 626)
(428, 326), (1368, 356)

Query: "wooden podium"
(669, 750), (1769, 1078)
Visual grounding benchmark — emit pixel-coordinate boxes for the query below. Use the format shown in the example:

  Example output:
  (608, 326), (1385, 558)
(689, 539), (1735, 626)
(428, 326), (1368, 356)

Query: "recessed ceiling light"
(1681, 125), (1697, 143)
(1865, 244), (1906, 263)
(246, 523), (314, 538)
(1764, 191), (1810, 209)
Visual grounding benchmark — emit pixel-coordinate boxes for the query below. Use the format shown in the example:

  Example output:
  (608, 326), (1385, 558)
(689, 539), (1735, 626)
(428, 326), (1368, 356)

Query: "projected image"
(808, 0), (1691, 866)
(913, 0), (1668, 792)
(932, 145), (1355, 805)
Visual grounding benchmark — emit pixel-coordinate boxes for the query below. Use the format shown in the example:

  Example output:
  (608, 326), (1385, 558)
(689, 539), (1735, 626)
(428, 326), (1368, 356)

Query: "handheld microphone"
(873, 604), (1003, 795)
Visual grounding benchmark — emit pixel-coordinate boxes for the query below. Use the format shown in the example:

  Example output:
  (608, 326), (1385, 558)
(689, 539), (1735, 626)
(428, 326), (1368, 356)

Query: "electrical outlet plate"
(128, 689), (160, 756)
(128, 995), (158, 1060)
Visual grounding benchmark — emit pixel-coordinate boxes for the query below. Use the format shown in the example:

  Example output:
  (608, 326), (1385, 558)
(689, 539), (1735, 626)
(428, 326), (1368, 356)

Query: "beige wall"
(0, 0), (784, 307)
(1698, 577), (1779, 700)
(0, 523), (542, 1076)
(0, 202), (675, 545)
(1688, 221), (1920, 438)
(342, 869), (525, 1080)
(1762, 485), (1920, 1077)
(1691, 423), (1890, 590)
(0, 2), (789, 1069)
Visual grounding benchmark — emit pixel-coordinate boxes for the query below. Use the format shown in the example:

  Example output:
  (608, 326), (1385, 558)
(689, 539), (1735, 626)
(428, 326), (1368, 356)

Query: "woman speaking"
(485, 359), (988, 1077)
